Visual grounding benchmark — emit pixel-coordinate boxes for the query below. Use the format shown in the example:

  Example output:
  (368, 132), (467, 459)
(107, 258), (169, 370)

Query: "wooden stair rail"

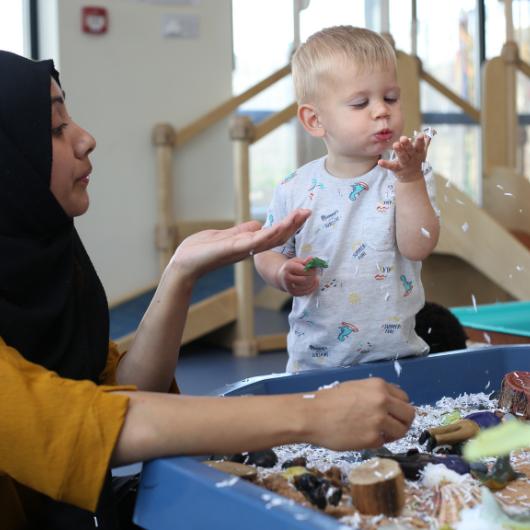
(517, 56), (530, 78)
(153, 64), (291, 273)
(419, 67), (480, 123)
(252, 103), (298, 143)
(174, 64), (291, 148)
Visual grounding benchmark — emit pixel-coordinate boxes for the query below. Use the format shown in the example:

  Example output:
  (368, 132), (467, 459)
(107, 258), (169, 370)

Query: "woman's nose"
(75, 123), (96, 157)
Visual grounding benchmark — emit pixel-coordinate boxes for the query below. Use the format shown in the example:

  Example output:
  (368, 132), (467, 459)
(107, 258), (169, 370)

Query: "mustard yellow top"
(0, 337), (135, 528)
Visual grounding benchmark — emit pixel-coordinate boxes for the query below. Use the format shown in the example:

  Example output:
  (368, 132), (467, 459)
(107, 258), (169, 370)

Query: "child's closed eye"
(349, 100), (368, 109)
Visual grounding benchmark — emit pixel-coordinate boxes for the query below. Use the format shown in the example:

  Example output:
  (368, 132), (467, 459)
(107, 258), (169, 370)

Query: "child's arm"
(378, 134), (440, 261)
(254, 251), (319, 297)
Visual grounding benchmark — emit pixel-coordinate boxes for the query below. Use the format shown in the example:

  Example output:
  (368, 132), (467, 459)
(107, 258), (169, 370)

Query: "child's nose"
(373, 102), (391, 119)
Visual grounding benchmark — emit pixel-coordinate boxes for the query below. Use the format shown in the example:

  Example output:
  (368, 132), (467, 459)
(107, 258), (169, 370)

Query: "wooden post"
(396, 51), (422, 137)
(380, 0), (390, 34)
(410, 0), (417, 56)
(504, 0), (514, 43)
(230, 116), (258, 357)
(152, 123), (177, 274)
(481, 41), (518, 175)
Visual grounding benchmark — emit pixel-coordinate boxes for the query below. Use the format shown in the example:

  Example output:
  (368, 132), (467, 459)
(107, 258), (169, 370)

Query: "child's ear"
(297, 104), (325, 138)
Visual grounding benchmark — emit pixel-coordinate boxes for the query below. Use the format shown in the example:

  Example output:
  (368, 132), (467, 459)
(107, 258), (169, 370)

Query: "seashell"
(435, 481), (482, 526)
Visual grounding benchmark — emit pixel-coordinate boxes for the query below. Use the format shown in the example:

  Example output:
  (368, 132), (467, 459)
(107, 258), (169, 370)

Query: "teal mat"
(450, 300), (530, 337)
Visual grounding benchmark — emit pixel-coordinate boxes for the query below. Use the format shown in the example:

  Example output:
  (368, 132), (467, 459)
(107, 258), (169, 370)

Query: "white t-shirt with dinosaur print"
(263, 156), (438, 372)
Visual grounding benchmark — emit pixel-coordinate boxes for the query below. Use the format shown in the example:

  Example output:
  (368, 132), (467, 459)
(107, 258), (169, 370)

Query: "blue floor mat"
(109, 265), (234, 339)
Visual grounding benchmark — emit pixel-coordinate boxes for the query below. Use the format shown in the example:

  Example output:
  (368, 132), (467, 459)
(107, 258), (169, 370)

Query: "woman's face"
(50, 78), (96, 217)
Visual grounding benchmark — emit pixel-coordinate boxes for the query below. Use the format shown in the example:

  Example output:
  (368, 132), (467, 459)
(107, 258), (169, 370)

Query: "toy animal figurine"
(470, 455), (524, 490)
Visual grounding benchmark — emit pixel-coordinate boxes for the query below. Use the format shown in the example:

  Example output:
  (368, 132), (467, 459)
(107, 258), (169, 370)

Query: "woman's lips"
(76, 173), (90, 185)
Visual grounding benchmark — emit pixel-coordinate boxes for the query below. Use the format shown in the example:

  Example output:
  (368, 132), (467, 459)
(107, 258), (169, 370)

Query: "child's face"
(50, 78), (96, 217)
(313, 59), (404, 164)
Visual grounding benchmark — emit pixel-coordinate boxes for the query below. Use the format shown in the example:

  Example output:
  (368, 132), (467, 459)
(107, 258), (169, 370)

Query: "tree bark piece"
(499, 371), (530, 418)
(348, 458), (405, 516)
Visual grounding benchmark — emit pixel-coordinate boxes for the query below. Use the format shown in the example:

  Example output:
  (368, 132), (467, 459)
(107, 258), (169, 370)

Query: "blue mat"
(109, 265), (234, 339)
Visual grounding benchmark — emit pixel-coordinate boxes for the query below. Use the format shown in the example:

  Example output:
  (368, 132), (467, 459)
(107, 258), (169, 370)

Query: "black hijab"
(0, 51), (109, 382)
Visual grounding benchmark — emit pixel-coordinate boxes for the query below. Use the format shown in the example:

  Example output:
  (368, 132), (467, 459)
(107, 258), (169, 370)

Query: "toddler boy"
(255, 26), (440, 372)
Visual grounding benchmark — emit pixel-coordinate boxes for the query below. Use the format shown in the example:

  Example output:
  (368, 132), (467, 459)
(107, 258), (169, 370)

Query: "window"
(0, 1), (28, 56)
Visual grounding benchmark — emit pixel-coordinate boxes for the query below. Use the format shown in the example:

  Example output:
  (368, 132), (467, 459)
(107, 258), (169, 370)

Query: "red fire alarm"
(82, 7), (108, 35)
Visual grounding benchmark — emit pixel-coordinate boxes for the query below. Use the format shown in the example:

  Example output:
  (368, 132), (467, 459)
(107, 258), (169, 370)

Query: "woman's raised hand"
(170, 208), (311, 281)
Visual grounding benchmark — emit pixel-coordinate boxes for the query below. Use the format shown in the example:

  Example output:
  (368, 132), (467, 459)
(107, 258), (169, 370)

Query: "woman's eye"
(51, 123), (67, 137)
(350, 101), (368, 109)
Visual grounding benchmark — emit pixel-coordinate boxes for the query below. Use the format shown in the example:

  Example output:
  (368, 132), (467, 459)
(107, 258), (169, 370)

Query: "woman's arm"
(112, 377), (415, 464)
(116, 209), (311, 391)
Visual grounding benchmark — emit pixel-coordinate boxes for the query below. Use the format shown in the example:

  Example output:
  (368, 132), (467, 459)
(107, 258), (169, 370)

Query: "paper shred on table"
(471, 294), (477, 312)
(318, 381), (340, 390)
(445, 180), (451, 188)
(504, 192), (513, 197)
(394, 360), (402, 377)
(303, 394), (316, 399)
(420, 227), (431, 238)
(496, 184), (504, 190)
(483, 332), (491, 344)
(456, 199), (465, 205)
(461, 222), (469, 232)
(427, 327), (432, 335)
(485, 380), (491, 390)
(216, 476), (239, 488)
(516, 265), (525, 272)
(385, 292), (390, 301)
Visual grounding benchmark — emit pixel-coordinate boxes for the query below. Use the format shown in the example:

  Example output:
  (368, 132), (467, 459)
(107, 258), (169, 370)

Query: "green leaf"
(464, 420), (530, 461)
(304, 257), (329, 271)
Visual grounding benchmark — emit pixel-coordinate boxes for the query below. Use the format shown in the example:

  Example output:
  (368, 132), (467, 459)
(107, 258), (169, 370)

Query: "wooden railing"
(152, 64), (291, 271)
(174, 64), (291, 148)
(420, 69), (480, 123)
(517, 57), (530, 78)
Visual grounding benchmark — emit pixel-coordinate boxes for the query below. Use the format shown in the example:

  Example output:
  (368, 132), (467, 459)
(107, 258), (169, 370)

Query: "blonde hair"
(292, 26), (397, 103)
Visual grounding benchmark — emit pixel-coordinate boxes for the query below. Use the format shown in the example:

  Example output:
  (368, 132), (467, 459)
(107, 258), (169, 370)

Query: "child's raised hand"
(278, 256), (319, 296)
(378, 133), (430, 182)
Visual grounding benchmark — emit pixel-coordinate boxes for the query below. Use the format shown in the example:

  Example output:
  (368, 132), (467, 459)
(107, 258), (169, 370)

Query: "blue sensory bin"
(134, 345), (530, 530)
(451, 300), (530, 338)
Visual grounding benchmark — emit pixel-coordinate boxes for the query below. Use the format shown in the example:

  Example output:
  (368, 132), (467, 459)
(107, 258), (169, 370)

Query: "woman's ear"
(297, 103), (325, 138)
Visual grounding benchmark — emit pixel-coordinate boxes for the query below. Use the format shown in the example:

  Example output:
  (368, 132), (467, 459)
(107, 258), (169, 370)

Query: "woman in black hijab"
(0, 51), (415, 529)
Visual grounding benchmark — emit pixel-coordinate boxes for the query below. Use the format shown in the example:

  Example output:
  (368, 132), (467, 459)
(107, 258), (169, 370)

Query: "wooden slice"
(348, 458), (405, 516)
(499, 371), (530, 418)
(203, 460), (258, 480)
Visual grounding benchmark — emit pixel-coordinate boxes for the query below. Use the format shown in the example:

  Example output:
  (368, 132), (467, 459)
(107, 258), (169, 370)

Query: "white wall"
(39, 0), (233, 303)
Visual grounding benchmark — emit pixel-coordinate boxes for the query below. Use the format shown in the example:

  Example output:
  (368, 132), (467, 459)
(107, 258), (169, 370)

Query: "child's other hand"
(278, 256), (319, 296)
(378, 133), (430, 182)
